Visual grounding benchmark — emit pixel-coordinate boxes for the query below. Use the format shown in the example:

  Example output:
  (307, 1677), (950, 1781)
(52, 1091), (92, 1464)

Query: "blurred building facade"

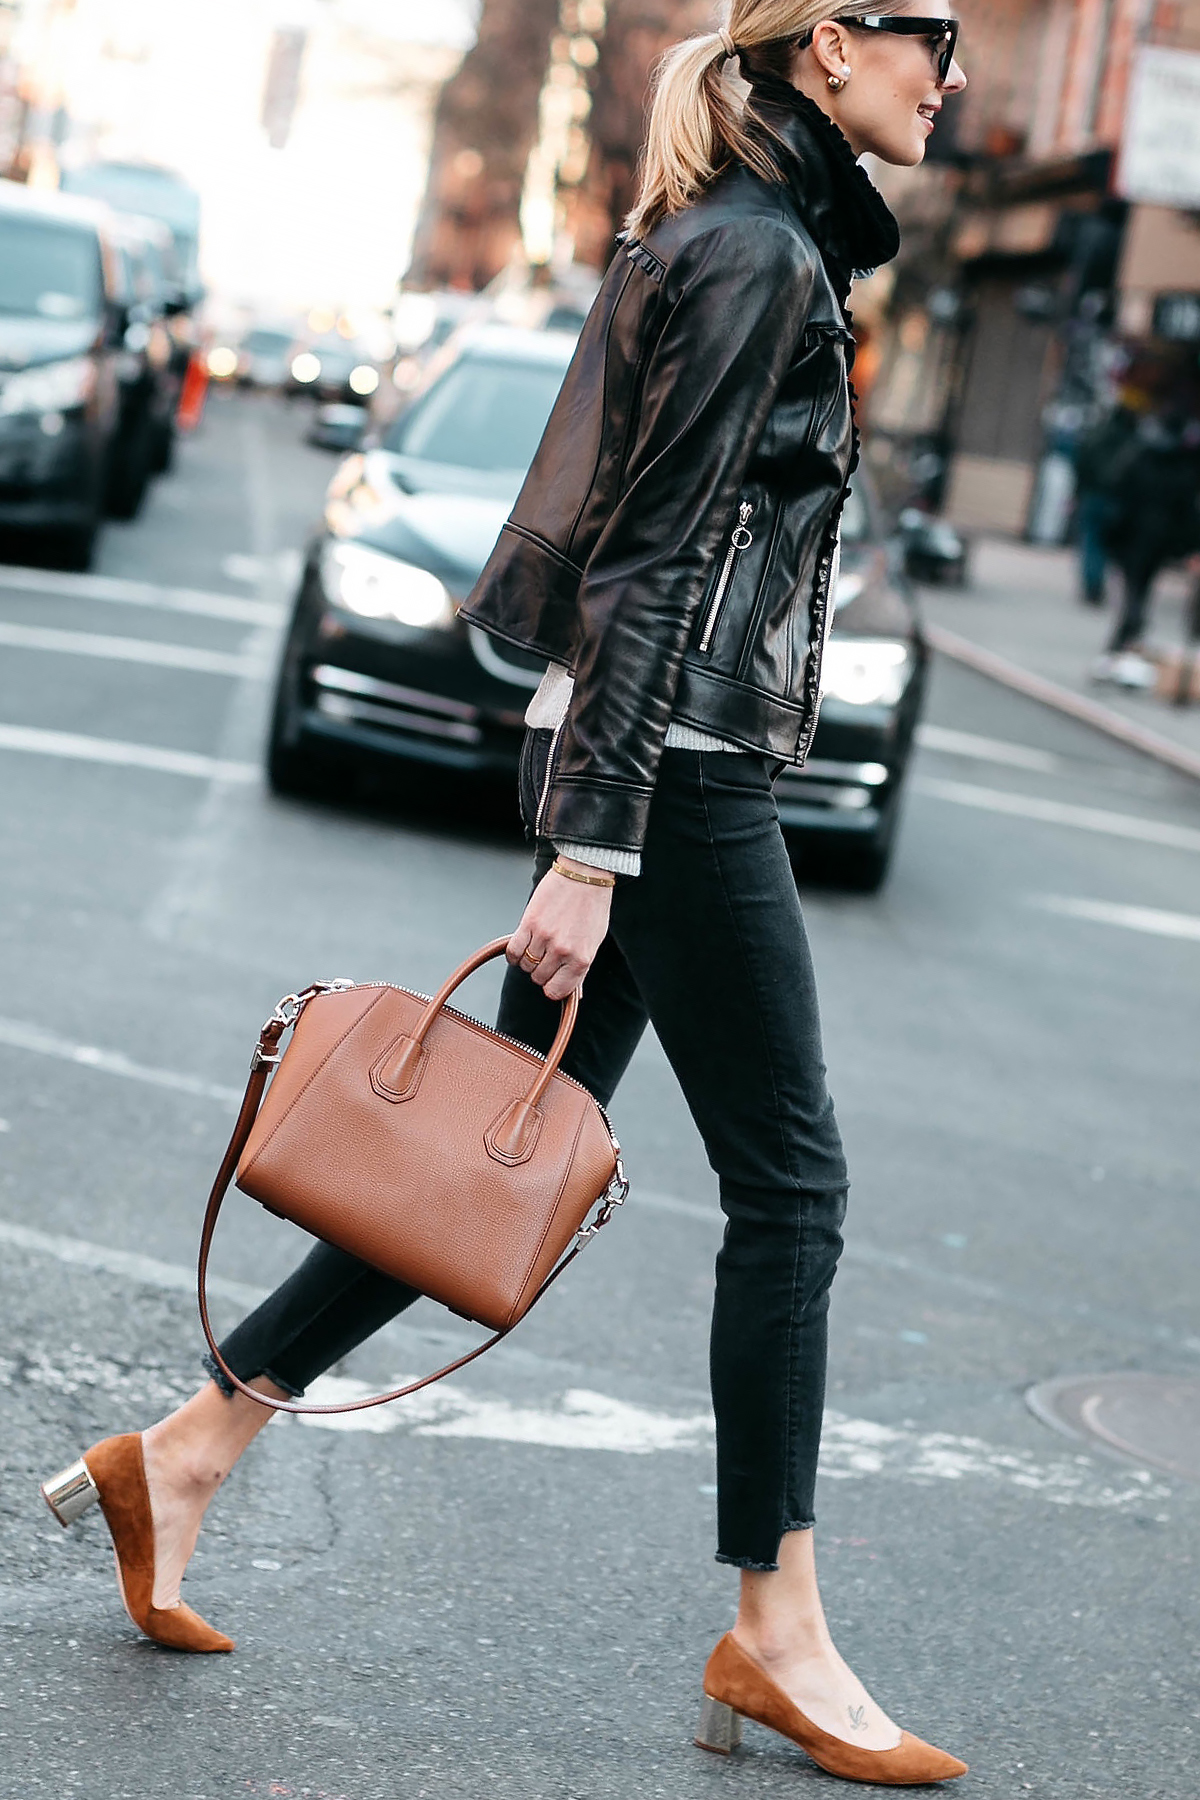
(866, 0), (1200, 538)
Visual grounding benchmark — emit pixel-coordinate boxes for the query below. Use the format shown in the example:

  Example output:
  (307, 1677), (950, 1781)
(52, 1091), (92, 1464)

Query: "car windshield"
(385, 355), (567, 472)
(0, 216), (103, 319)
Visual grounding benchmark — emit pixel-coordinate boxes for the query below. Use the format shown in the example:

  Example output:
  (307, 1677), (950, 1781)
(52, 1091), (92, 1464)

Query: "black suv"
(0, 180), (133, 569)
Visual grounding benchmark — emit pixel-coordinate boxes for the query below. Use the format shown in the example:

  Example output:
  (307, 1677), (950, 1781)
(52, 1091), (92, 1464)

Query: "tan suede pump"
(695, 1633), (967, 1785)
(41, 1433), (233, 1653)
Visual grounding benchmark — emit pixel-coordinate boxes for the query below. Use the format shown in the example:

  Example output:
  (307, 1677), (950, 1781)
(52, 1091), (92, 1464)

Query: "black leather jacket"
(462, 81), (899, 855)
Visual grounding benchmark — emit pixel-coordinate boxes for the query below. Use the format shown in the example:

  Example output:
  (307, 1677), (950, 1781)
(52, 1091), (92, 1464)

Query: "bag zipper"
(699, 500), (754, 654)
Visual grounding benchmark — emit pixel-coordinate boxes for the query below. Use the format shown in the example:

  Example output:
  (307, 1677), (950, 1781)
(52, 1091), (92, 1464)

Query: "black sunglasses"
(800, 16), (960, 86)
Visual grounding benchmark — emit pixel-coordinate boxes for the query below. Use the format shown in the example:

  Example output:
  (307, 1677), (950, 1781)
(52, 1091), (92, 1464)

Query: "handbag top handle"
(371, 938), (579, 1161)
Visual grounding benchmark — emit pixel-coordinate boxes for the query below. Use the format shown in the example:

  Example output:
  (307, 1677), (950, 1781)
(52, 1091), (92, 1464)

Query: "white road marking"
(0, 561), (283, 625)
(297, 1375), (713, 1452)
(915, 723), (1060, 773)
(0, 1215), (1177, 1506)
(815, 1412), (1169, 1511)
(0, 1015), (243, 1105)
(221, 549), (302, 589)
(1031, 894), (1200, 942)
(0, 619), (268, 678)
(293, 1376), (1171, 1508)
(0, 1217), (261, 1306)
(916, 776), (1200, 854)
(0, 721), (258, 784)
(144, 405), (287, 946)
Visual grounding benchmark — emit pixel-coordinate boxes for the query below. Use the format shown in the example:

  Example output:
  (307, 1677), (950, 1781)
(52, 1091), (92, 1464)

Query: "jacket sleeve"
(539, 216), (816, 854)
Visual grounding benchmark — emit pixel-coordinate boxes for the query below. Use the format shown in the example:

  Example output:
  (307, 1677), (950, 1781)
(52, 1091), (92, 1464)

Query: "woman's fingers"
(507, 864), (613, 992)
(506, 923), (535, 966)
(533, 941), (591, 999)
(538, 955), (586, 1002)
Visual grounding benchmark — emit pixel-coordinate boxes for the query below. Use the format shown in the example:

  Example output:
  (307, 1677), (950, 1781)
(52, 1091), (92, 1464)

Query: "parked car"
(236, 325), (296, 390)
(59, 160), (202, 468)
(105, 213), (184, 515)
(268, 325), (926, 890)
(0, 179), (128, 569)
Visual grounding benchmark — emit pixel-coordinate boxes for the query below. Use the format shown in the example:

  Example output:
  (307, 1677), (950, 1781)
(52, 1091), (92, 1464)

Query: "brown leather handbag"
(198, 938), (627, 1415)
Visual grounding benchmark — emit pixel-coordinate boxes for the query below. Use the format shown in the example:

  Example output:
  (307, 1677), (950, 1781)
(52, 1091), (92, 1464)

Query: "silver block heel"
(41, 1458), (100, 1527)
(695, 1693), (744, 1755)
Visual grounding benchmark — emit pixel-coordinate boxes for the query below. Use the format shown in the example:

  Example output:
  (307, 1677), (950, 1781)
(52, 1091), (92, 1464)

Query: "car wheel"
(825, 829), (895, 894)
(265, 605), (335, 799)
(266, 724), (327, 798)
(149, 417), (175, 475)
(55, 518), (99, 573)
(105, 417), (153, 520)
(787, 795), (901, 895)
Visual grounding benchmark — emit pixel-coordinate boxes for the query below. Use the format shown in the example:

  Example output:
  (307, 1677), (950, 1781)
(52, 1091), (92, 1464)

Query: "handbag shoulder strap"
(197, 986), (625, 1416)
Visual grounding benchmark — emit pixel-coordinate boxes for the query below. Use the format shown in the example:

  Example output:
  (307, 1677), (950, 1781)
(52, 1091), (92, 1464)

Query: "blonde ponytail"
(625, 1), (905, 240)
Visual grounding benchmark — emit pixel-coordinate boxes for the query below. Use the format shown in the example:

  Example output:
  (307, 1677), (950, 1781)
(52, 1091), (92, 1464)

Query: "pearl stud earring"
(827, 64), (851, 91)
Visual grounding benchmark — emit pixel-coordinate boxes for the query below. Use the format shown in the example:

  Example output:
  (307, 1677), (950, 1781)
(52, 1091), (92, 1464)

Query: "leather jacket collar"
(744, 74), (900, 296)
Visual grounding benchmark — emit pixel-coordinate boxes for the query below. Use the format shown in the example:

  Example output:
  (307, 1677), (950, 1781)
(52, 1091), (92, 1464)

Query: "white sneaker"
(1090, 654), (1119, 684)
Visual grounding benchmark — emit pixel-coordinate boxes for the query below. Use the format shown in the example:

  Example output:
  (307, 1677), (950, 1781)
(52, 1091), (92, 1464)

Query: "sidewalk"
(917, 537), (1200, 780)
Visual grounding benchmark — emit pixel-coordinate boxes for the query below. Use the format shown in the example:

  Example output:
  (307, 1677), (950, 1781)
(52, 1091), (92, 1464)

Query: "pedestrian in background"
(42, 4), (969, 1785)
(1093, 408), (1200, 688)
(1072, 402), (1136, 607)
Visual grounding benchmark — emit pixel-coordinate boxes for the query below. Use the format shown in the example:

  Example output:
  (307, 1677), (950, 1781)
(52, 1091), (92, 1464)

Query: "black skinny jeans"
(209, 744), (849, 1570)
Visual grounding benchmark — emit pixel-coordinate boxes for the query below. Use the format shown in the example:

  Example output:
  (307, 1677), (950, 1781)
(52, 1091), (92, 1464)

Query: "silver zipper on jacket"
(534, 714), (567, 839)
(699, 501), (754, 654)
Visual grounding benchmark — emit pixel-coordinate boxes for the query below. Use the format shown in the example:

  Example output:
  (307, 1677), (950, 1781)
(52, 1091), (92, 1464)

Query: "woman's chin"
(864, 129), (928, 168)
(896, 131), (929, 167)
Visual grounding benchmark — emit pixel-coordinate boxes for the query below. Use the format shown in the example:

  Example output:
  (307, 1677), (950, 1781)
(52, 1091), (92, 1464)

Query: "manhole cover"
(1026, 1373), (1200, 1483)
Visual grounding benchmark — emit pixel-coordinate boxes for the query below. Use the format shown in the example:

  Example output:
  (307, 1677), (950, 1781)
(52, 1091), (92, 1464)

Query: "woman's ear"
(805, 20), (854, 83)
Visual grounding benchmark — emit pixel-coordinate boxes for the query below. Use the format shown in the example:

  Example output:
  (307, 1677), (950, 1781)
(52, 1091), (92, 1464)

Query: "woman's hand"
(507, 859), (614, 1001)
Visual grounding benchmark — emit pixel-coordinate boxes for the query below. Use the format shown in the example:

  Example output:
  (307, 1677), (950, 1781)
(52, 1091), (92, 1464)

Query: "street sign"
(1117, 45), (1200, 209)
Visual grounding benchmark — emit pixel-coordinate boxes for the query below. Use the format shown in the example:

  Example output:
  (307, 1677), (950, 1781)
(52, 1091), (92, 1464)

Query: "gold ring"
(520, 948), (542, 967)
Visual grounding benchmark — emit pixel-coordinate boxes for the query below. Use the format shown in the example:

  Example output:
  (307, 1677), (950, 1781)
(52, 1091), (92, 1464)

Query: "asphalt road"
(1, 390), (1197, 1800)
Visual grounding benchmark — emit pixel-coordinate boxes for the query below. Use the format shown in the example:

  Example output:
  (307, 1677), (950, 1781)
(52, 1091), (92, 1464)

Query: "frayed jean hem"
(715, 1519), (815, 1570)
(203, 1352), (304, 1400)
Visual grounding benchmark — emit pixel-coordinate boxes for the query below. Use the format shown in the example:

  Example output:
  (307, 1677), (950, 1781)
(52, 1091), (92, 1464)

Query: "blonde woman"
(44, 5), (969, 1785)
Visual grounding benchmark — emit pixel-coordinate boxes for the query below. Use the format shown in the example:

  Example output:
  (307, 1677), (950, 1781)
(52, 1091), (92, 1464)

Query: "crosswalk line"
(916, 723), (1060, 773)
(0, 722), (258, 783)
(0, 561), (284, 625)
(916, 776), (1200, 854)
(1031, 894), (1200, 941)
(0, 619), (267, 676)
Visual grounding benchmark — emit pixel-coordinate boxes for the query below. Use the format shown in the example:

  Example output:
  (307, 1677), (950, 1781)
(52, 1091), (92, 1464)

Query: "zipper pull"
(700, 500), (756, 654)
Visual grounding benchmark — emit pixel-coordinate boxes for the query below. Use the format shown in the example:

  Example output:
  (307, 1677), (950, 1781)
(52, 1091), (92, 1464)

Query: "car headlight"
(321, 540), (455, 629)
(820, 638), (911, 707)
(291, 352), (321, 384)
(0, 356), (95, 417)
(348, 364), (379, 396)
